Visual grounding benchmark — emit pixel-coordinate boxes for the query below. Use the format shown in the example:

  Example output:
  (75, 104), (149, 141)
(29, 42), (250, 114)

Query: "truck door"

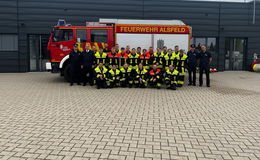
(49, 29), (75, 62)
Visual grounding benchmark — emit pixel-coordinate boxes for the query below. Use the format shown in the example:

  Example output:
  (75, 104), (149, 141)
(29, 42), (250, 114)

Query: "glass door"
(225, 38), (247, 70)
(29, 34), (49, 71)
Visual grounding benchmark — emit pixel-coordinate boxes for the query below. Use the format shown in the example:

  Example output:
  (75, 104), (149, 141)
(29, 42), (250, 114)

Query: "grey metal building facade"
(0, 0), (259, 72)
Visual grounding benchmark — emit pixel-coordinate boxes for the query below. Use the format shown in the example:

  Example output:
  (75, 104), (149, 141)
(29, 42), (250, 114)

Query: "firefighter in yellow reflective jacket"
(120, 63), (134, 88)
(94, 63), (108, 89)
(165, 65), (179, 90)
(164, 48), (176, 70)
(162, 46), (168, 55)
(153, 48), (165, 69)
(94, 48), (107, 66)
(107, 65), (121, 88)
(175, 49), (188, 87)
(134, 63), (148, 88)
(173, 45), (180, 57)
(128, 48), (139, 70)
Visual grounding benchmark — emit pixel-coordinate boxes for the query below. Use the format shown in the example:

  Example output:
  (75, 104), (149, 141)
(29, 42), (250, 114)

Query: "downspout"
(218, 3), (221, 70)
(16, 0), (20, 72)
(253, 0), (256, 24)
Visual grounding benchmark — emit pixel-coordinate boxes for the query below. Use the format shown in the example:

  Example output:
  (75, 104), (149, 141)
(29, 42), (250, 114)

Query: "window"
(91, 29), (107, 42)
(76, 29), (87, 42)
(207, 38), (217, 52)
(0, 34), (18, 51)
(53, 29), (73, 42)
(191, 37), (217, 53)
(195, 38), (206, 48)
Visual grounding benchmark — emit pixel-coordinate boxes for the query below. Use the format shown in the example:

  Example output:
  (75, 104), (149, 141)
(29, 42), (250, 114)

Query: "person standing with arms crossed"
(199, 45), (212, 87)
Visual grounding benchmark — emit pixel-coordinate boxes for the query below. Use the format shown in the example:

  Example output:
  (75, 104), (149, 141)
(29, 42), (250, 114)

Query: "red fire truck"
(46, 19), (192, 81)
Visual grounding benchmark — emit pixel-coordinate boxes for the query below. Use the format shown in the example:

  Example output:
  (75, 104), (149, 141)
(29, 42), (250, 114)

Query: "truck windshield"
(53, 29), (73, 42)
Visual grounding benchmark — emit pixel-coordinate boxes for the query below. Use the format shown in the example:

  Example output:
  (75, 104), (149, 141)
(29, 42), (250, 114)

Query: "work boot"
(177, 84), (183, 87)
(171, 86), (177, 90)
(166, 86), (171, 89)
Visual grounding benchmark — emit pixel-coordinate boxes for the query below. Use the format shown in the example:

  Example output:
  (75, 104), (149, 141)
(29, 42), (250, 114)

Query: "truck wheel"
(64, 64), (71, 82)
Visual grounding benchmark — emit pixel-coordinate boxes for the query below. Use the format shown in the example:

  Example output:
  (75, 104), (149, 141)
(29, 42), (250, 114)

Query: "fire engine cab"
(46, 19), (192, 81)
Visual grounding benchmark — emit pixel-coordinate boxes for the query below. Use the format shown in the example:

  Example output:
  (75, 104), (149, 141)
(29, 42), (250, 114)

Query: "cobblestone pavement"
(0, 71), (259, 160)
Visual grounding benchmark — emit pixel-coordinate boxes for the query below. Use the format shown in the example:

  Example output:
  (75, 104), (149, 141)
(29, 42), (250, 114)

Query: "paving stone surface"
(0, 71), (259, 160)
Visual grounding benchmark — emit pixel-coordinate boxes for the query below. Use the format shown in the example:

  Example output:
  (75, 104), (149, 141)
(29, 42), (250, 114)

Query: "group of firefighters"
(69, 43), (212, 89)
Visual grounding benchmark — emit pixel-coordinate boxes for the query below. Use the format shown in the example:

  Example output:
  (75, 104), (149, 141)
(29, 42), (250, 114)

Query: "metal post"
(217, 3), (221, 70)
(253, 0), (256, 24)
(39, 36), (42, 71)
(142, 0), (144, 19)
(16, 0), (20, 72)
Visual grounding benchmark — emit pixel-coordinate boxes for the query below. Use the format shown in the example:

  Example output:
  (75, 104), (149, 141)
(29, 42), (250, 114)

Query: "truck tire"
(64, 64), (71, 82)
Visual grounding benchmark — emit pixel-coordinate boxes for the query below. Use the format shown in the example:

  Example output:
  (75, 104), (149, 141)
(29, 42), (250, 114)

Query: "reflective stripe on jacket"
(94, 66), (108, 78)
(95, 52), (107, 64)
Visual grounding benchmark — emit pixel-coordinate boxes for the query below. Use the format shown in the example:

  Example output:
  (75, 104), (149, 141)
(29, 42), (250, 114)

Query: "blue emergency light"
(57, 19), (66, 26)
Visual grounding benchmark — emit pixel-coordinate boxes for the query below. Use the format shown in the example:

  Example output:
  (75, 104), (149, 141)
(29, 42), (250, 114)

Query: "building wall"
(0, 0), (259, 72)
(0, 0), (19, 72)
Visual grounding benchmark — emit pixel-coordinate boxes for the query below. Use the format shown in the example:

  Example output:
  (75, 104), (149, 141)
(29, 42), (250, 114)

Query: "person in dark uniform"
(69, 44), (82, 86)
(187, 44), (199, 86)
(103, 43), (111, 53)
(199, 45), (212, 87)
(81, 43), (95, 86)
